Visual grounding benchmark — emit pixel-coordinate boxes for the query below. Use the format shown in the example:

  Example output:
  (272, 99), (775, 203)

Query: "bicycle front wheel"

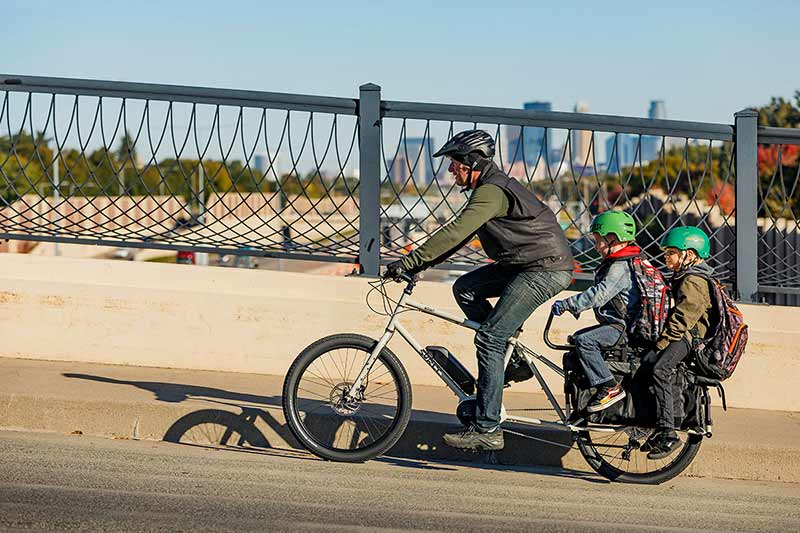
(282, 334), (412, 462)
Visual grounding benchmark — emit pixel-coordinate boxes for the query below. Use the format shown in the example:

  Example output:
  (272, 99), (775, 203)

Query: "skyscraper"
(571, 101), (595, 170)
(605, 134), (639, 174)
(522, 101), (552, 165)
(403, 137), (435, 184)
(505, 102), (553, 168)
(649, 100), (666, 120)
(253, 153), (279, 181)
(389, 153), (410, 186)
(642, 100), (666, 162)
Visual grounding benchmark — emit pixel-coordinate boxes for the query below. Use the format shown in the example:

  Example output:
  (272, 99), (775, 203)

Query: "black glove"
(383, 260), (407, 280)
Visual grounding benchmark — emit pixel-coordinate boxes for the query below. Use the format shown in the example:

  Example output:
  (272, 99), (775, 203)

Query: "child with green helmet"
(642, 225), (715, 460)
(551, 210), (642, 414)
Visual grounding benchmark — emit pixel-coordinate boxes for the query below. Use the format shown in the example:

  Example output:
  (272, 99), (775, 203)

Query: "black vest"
(473, 162), (574, 271)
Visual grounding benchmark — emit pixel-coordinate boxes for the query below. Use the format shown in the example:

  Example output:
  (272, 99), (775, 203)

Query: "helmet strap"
(678, 250), (699, 271)
(460, 164), (480, 193)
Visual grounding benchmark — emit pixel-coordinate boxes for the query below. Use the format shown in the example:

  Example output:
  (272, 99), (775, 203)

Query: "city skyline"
(242, 97), (678, 184)
(500, 98), (673, 178)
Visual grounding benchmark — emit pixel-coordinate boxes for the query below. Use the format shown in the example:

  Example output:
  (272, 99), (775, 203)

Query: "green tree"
(615, 142), (727, 200)
(758, 91), (800, 128)
(756, 91), (800, 217)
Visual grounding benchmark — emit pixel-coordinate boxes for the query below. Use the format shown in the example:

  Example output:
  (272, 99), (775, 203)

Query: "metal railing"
(0, 75), (361, 264)
(1, 75), (798, 305)
(755, 126), (800, 305)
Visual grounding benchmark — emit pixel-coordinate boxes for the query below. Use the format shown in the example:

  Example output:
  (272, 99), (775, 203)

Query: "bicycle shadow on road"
(62, 372), (301, 452)
(62, 372), (601, 483)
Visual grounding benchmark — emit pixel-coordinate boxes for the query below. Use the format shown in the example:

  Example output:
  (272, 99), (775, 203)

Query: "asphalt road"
(0, 430), (798, 532)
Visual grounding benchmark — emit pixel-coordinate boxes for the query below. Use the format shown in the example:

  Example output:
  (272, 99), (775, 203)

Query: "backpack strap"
(595, 257), (631, 321)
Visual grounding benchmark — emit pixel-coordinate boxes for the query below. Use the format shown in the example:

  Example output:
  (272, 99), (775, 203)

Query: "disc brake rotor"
(329, 382), (363, 415)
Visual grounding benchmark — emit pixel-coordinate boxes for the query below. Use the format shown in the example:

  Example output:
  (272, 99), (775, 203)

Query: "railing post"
(358, 83), (382, 276)
(734, 109), (759, 303)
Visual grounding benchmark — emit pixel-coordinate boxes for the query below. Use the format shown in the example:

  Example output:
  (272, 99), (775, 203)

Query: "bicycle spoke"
(365, 377), (396, 395)
(368, 368), (393, 383)
(365, 382), (397, 398)
(298, 400), (330, 417)
(296, 387), (329, 400)
(305, 365), (337, 388)
(355, 416), (378, 444)
(586, 428), (691, 477)
(293, 343), (405, 454)
(330, 349), (348, 379)
(298, 375), (335, 390)
(364, 393), (399, 403)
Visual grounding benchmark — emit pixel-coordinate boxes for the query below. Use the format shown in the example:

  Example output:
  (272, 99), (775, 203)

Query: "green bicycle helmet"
(590, 211), (637, 242)
(659, 226), (711, 259)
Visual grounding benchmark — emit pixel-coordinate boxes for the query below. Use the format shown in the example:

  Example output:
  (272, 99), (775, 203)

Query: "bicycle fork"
(344, 287), (410, 403)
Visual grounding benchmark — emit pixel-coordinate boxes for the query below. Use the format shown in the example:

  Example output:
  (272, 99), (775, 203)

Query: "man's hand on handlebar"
(383, 260), (423, 283)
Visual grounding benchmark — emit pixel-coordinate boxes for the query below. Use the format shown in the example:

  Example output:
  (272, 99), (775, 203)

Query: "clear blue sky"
(3, 0), (799, 124)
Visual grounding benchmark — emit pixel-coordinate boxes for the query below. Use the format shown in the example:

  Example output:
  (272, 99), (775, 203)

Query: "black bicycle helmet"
(433, 129), (496, 166)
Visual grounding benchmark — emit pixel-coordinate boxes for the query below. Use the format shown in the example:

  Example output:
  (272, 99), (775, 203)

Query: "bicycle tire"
(577, 429), (702, 484)
(282, 333), (412, 463)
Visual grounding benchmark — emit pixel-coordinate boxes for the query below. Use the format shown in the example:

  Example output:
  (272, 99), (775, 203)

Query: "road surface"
(0, 430), (797, 532)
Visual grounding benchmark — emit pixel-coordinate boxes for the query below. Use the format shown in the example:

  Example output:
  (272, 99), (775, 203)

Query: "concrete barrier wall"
(1, 253), (798, 411)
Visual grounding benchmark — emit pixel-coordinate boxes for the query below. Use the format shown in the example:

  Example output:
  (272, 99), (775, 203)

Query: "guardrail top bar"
(0, 74), (358, 115)
(382, 99), (734, 141)
(758, 126), (800, 145)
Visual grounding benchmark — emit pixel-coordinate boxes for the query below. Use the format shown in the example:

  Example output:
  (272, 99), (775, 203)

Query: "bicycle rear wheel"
(577, 427), (702, 484)
(282, 334), (412, 463)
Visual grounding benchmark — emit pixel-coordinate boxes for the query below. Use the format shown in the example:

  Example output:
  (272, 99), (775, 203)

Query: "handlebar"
(543, 311), (574, 351)
(381, 271), (418, 293)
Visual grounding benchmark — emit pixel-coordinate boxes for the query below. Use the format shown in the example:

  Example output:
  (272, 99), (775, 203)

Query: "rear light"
(176, 251), (195, 264)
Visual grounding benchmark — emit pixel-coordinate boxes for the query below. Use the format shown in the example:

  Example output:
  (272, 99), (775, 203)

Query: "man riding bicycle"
(385, 129), (573, 451)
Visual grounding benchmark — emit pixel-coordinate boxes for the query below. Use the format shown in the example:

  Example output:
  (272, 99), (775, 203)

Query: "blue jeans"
(453, 264), (573, 431)
(572, 325), (623, 387)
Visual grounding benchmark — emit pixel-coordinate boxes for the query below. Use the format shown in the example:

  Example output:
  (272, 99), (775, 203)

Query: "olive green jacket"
(655, 262), (715, 351)
(400, 184), (508, 271)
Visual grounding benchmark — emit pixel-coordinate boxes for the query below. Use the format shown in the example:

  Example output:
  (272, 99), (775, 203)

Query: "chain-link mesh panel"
(379, 106), (737, 287)
(5, 76), (800, 306)
(0, 77), (361, 262)
(756, 128), (800, 305)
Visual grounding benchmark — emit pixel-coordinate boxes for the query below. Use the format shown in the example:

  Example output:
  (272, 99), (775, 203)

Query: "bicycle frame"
(347, 278), (576, 433)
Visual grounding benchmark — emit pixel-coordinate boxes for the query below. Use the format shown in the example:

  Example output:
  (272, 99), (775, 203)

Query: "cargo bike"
(282, 273), (725, 484)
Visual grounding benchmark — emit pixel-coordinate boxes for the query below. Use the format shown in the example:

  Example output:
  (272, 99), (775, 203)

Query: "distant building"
(605, 134), (639, 173)
(253, 154), (279, 182)
(571, 101), (595, 170)
(254, 154), (267, 173)
(649, 100), (666, 120)
(404, 137), (436, 184)
(389, 137), (439, 186)
(522, 101), (552, 164)
(389, 153), (410, 186)
(642, 100), (666, 162)
(505, 101), (553, 169)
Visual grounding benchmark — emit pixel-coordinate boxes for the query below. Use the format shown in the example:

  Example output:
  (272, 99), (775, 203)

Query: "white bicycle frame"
(347, 279), (580, 433)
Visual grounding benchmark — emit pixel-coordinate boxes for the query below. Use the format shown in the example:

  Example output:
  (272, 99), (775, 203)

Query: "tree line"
(2, 91), (798, 218)
(0, 131), (360, 205)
